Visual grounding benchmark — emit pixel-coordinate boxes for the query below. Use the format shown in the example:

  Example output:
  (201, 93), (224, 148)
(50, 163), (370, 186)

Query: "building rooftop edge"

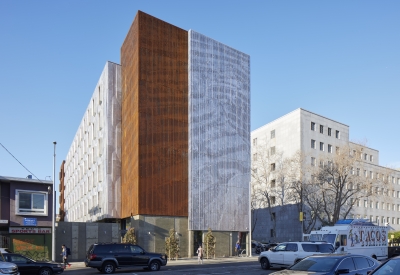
(0, 175), (53, 184)
(252, 108), (349, 134)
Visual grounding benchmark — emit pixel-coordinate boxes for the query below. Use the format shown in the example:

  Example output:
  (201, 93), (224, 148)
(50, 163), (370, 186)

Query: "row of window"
(311, 140), (338, 153)
(354, 199), (400, 211)
(253, 146), (276, 161)
(311, 122), (340, 139)
(358, 215), (400, 226)
(252, 129), (275, 146)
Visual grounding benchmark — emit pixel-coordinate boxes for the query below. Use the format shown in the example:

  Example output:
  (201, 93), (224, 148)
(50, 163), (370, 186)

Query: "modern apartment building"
(251, 108), (400, 241)
(61, 11), (250, 257)
(62, 61), (121, 223)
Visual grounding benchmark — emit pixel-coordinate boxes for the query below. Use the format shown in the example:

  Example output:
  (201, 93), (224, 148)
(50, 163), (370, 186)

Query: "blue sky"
(1, 0), (399, 184)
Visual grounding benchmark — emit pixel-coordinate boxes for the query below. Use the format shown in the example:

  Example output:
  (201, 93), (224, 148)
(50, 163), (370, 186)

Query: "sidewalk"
(66, 255), (257, 269)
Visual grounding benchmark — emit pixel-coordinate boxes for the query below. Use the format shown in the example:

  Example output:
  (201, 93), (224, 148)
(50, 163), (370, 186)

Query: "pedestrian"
(61, 244), (71, 268)
(235, 241), (241, 256)
(196, 244), (203, 264)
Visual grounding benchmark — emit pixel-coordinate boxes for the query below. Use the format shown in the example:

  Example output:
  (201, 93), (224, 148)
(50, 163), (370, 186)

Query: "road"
(61, 257), (280, 275)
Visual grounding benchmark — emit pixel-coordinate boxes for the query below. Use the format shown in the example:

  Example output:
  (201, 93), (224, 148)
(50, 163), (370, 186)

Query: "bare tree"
(251, 141), (293, 240)
(285, 151), (320, 234)
(304, 144), (382, 226)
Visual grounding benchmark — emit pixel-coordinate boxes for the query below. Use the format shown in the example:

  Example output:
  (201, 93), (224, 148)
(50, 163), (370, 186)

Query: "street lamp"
(52, 141), (57, 261)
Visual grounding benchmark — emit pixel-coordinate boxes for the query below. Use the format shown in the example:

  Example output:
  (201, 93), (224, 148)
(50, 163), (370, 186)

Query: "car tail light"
(89, 254), (97, 260)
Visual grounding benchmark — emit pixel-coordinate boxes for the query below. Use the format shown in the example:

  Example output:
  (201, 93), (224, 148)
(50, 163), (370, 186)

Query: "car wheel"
(102, 261), (116, 274)
(149, 260), (161, 271)
(260, 257), (270, 270)
(38, 267), (53, 275)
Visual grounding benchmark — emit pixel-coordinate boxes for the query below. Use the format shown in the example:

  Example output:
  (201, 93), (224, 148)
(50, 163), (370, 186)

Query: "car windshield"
(322, 234), (336, 245)
(372, 258), (400, 275)
(290, 257), (340, 272)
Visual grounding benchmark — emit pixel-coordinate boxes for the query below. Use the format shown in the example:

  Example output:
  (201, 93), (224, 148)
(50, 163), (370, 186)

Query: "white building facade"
(63, 61), (121, 222)
(251, 108), (400, 236)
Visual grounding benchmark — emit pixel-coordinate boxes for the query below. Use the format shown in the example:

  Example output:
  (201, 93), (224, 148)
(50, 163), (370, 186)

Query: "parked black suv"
(85, 243), (167, 273)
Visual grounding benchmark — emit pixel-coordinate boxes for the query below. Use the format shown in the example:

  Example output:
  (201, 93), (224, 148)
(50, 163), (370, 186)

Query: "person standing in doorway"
(235, 241), (241, 256)
(61, 244), (71, 268)
(196, 244), (204, 264)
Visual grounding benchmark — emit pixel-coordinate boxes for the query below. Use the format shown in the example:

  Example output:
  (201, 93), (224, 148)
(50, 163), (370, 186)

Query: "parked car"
(0, 260), (19, 275)
(368, 255), (400, 275)
(270, 254), (380, 275)
(258, 241), (335, 269)
(85, 243), (167, 274)
(0, 253), (63, 275)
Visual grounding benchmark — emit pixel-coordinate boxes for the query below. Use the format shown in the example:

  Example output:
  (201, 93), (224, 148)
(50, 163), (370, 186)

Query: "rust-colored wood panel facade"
(121, 11), (188, 219)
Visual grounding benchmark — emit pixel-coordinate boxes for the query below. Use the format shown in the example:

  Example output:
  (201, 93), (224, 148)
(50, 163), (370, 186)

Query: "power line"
(0, 142), (44, 183)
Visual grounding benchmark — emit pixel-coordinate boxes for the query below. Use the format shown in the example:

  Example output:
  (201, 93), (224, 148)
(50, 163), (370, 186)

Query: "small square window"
(320, 142), (324, 151)
(320, 125), (324, 134)
(328, 144), (332, 153)
(370, 155), (373, 162)
(270, 180), (276, 188)
(336, 130), (340, 139)
(311, 139), (316, 149)
(364, 153), (368, 160)
(16, 190), (48, 216)
(311, 122), (316, 131)
(271, 130), (275, 139)
(328, 128), (332, 136)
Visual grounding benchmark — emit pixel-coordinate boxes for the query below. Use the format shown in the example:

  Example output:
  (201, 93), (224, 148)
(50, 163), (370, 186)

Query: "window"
(311, 157), (316, 166)
(253, 138), (257, 146)
(370, 201), (373, 208)
(311, 122), (316, 131)
(328, 144), (332, 153)
(320, 142), (324, 151)
(370, 155), (373, 162)
(271, 130), (275, 139)
(270, 229), (275, 238)
(335, 130), (340, 139)
(311, 139), (316, 149)
(376, 202), (379, 209)
(370, 171), (373, 179)
(270, 180), (276, 188)
(271, 146), (275, 155)
(286, 243), (298, 252)
(253, 153), (257, 161)
(271, 212), (276, 220)
(364, 170), (367, 177)
(271, 163), (276, 171)
(16, 190), (48, 216)
(336, 146), (340, 154)
(393, 204), (396, 211)
(357, 168), (360, 176)
(320, 125), (324, 134)
(382, 203), (385, 210)
(271, 196), (276, 205)
(364, 153), (368, 161)
(388, 203), (391, 210)
(328, 127), (332, 136)
(337, 258), (355, 271)
(364, 200), (367, 208)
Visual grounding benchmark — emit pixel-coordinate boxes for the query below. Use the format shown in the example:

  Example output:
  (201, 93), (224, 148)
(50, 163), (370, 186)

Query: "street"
(60, 257), (279, 275)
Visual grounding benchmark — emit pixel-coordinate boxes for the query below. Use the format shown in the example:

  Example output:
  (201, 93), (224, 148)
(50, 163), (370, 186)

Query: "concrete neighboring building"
(251, 108), (400, 242)
(60, 11), (250, 258)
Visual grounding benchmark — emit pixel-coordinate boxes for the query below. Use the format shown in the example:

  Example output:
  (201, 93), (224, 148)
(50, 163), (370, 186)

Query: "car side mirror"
(335, 242), (340, 249)
(336, 269), (350, 274)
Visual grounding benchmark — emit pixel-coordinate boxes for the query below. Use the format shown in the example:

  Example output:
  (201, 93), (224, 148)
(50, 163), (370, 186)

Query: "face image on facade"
(251, 108), (400, 243)
(60, 11), (251, 257)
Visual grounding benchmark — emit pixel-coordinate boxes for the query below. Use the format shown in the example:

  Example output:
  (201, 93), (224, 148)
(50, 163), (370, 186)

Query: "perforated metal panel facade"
(188, 30), (251, 231)
(121, 11), (188, 218)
